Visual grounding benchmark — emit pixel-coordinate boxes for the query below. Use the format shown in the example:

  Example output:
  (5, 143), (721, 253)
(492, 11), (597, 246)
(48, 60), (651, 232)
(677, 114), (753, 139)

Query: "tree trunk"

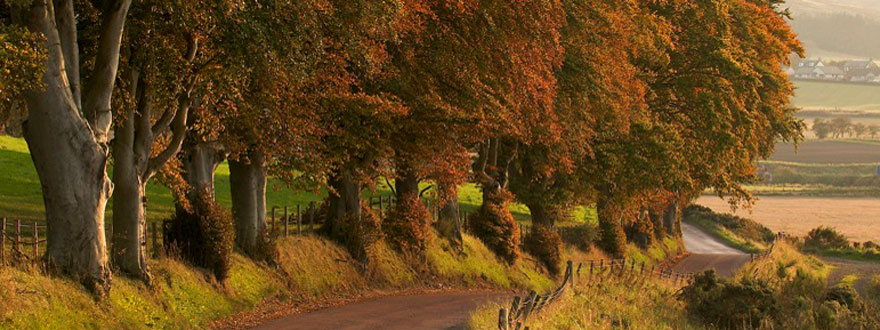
(526, 202), (552, 227)
(326, 170), (362, 230)
(181, 139), (224, 204)
(663, 201), (680, 237)
(597, 197), (626, 258)
(18, 0), (129, 292)
(110, 121), (149, 281)
(394, 172), (419, 199)
(229, 151), (267, 257)
(436, 185), (462, 247)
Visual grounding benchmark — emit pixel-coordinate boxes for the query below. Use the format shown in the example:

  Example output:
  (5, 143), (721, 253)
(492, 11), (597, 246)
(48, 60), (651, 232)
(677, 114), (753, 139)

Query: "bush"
(804, 226), (850, 250)
(598, 218), (627, 258)
(471, 189), (520, 264)
(164, 192), (235, 281)
(383, 194), (430, 255)
(680, 270), (777, 329)
(558, 223), (598, 252)
(523, 225), (563, 275)
(322, 202), (382, 264)
(825, 285), (861, 308)
(624, 218), (654, 249)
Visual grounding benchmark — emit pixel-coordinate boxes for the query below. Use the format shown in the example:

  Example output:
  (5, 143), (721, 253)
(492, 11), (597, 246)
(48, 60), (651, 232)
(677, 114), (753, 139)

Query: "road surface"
(249, 291), (509, 330)
(248, 223), (748, 330)
(673, 222), (750, 277)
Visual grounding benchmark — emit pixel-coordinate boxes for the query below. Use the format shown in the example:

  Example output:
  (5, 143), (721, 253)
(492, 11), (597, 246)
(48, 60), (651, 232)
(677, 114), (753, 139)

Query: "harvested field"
(696, 196), (880, 242)
(770, 140), (880, 163)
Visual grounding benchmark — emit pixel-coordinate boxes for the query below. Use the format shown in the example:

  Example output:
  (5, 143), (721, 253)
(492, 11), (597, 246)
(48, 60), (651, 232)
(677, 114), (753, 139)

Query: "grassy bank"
(682, 205), (774, 254)
(466, 238), (692, 330)
(0, 231), (555, 329)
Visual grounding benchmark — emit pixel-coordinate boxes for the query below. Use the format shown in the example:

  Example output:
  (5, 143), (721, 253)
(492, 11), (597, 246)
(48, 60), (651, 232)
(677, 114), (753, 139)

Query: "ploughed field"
(770, 140), (880, 164)
(696, 196), (880, 242)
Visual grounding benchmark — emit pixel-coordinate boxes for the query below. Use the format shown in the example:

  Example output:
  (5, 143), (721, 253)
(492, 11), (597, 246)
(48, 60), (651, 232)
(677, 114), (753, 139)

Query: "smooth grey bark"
(326, 171), (362, 227)
(229, 151), (268, 257)
(110, 63), (191, 281)
(15, 0), (131, 291)
(663, 201), (681, 237)
(436, 185), (462, 247)
(180, 137), (224, 203)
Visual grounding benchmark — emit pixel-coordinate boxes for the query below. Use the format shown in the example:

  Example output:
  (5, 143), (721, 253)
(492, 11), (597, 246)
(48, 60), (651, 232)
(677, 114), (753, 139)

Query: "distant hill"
(783, 0), (880, 59)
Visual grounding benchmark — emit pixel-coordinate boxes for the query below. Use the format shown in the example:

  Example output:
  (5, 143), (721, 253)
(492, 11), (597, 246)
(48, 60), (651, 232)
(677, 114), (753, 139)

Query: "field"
(792, 80), (880, 112)
(769, 140), (880, 163)
(696, 196), (880, 242)
(0, 135), (596, 225)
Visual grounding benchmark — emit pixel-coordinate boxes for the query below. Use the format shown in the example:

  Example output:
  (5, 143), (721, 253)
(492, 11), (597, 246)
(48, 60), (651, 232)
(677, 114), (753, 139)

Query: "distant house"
(797, 58), (825, 68)
(816, 66), (846, 80)
(846, 67), (880, 82)
(842, 59), (879, 72)
(794, 66), (846, 80)
(784, 66), (796, 76)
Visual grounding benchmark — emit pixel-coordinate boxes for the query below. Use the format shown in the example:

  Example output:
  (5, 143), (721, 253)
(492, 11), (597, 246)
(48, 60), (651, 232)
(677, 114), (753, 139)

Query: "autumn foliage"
(471, 189), (520, 264)
(383, 194), (430, 255)
(524, 225), (564, 276)
(1, 0), (806, 291)
(163, 189), (235, 281)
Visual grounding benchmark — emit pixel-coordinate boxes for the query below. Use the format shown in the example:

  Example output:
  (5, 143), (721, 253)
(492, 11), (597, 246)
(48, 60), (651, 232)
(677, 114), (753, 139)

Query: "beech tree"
(2, 0), (131, 292)
(371, 0), (563, 253)
(108, 0), (209, 281)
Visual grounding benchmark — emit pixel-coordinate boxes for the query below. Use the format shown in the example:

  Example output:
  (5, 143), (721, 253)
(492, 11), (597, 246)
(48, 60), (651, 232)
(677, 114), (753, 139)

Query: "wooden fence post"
(32, 222), (38, 263)
(152, 222), (159, 258)
(284, 206), (289, 237)
(297, 204), (302, 234)
(308, 202), (315, 232)
(379, 196), (384, 218)
(271, 207), (276, 234)
(498, 308), (509, 330)
(1, 217), (5, 265)
(15, 219), (20, 258)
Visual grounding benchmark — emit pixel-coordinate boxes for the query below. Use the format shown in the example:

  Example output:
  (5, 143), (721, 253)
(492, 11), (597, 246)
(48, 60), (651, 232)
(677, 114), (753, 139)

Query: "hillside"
(784, 0), (880, 59)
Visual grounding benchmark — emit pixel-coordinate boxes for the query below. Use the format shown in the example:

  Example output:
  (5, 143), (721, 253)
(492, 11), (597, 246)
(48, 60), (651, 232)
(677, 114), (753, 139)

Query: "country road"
(248, 291), (509, 330)
(247, 223), (747, 330)
(673, 222), (750, 277)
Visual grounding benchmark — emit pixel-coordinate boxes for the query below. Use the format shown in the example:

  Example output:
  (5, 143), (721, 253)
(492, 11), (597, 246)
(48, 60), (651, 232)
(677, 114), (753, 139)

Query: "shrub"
(523, 225), (563, 275)
(680, 270), (777, 329)
(471, 189), (520, 264)
(322, 202), (382, 264)
(825, 285), (861, 308)
(804, 226), (850, 250)
(383, 194), (430, 255)
(649, 211), (665, 240)
(624, 218), (654, 249)
(164, 192), (235, 281)
(598, 218), (627, 258)
(558, 223), (598, 252)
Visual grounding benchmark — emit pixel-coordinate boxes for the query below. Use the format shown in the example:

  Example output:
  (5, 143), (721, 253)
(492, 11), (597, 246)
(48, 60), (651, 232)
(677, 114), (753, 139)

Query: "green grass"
(682, 206), (773, 254)
(0, 229), (556, 329)
(792, 80), (880, 112)
(0, 136), (600, 225)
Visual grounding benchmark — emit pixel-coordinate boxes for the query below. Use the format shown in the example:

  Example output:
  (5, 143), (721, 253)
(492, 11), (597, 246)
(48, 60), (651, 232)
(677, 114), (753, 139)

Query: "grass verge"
(0, 230), (553, 329)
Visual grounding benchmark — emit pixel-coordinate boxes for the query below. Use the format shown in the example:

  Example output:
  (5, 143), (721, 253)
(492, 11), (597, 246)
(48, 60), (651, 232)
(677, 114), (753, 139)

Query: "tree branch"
(52, 0), (81, 110)
(145, 93), (191, 180)
(82, 0), (132, 143)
